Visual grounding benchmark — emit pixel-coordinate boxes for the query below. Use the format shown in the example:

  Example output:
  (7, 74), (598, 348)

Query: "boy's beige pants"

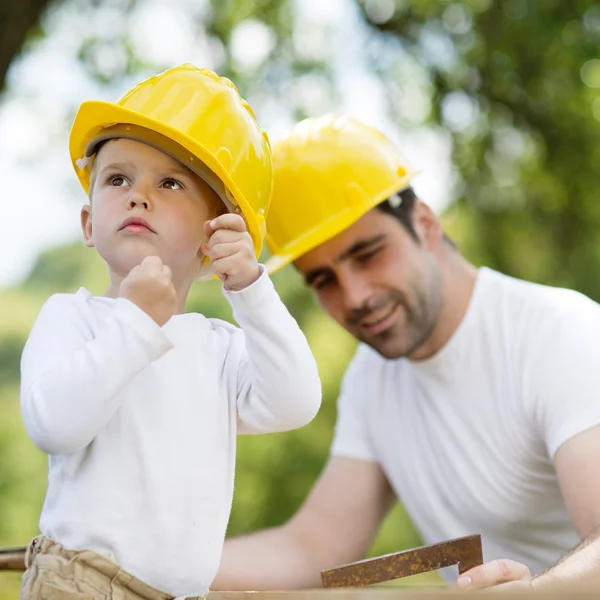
(20, 536), (206, 600)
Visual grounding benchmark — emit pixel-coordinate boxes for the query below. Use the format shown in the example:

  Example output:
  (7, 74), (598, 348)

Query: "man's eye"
(162, 178), (183, 190)
(358, 248), (381, 263)
(313, 276), (334, 291)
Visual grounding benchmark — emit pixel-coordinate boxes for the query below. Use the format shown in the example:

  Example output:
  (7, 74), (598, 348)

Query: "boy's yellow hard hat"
(265, 114), (416, 272)
(69, 64), (272, 257)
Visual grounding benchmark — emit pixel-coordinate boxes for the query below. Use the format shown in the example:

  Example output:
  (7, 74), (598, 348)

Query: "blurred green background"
(2, 0), (600, 597)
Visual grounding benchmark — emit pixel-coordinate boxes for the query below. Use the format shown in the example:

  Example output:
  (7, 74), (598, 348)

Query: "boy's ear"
(81, 205), (94, 248)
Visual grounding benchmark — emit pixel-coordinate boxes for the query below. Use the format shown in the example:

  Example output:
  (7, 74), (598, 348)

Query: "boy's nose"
(127, 189), (152, 211)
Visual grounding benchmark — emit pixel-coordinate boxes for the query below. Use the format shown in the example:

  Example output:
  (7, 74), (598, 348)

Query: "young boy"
(19, 64), (321, 600)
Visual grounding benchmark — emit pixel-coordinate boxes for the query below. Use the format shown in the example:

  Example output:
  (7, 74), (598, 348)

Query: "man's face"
(81, 138), (221, 281)
(295, 208), (444, 359)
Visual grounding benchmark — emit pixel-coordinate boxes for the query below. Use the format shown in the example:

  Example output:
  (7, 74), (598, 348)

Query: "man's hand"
(202, 213), (260, 291)
(119, 256), (177, 326)
(456, 559), (532, 591)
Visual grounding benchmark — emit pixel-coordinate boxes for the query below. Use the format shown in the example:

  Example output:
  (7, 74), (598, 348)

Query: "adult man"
(214, 114), (600, 591)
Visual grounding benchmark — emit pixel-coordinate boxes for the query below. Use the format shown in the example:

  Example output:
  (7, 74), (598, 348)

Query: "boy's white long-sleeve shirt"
(20, 269), (321, 597)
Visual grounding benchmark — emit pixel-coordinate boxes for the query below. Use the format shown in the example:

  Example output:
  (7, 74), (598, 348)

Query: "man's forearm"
(532, 526), (600, 590)
(213, 458), (392, 591)
(213, 525), (324, 591)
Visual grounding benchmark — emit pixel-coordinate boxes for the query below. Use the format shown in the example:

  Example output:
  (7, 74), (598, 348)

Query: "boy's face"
(81, 138), (222, 281)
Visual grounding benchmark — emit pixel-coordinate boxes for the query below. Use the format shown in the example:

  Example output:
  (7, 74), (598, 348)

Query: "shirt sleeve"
(330, 345), (379, 463)
(526, 291), (600, 459)
(222, 266), (322, 434)
(20, 293), (173, 455)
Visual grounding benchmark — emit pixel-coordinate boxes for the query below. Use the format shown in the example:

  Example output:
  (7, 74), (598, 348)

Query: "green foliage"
(22, 242), (108, 293)
(0, 339), (24, 390)
(357, 0), (600, 296)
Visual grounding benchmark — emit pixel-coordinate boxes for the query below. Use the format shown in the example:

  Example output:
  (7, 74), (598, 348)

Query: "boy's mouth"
(119, 217), (156, 234)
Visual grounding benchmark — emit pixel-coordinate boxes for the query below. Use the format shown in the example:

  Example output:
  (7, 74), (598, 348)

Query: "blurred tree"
(357, 0), (600, 297)
(0, 0), (54, 90)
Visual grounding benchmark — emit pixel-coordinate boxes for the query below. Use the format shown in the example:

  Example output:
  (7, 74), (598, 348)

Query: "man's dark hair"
(376, 187), (457, 250)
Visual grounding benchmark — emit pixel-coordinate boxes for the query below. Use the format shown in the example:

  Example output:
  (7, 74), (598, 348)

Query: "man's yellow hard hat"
(69, 64), (272, 257)
(265, 114), (415, 272)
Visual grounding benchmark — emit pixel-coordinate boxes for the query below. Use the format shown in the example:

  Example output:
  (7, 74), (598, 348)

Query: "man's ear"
(81, 205), (94, 248)
(411, 199), (444, 251)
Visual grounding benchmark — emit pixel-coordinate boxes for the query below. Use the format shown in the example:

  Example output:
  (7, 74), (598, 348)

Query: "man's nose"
(338, 270), (373, 311)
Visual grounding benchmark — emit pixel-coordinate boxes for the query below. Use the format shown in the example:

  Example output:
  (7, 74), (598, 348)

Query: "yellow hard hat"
(265, 114), (415, 273)
(69, 63), (272, 256)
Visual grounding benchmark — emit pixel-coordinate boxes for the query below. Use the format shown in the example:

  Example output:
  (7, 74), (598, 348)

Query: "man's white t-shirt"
(20, 269), (321, 597)
(332, 267), (600, 582)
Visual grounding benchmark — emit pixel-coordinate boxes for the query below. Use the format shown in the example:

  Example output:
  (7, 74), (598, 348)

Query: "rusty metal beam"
(321, 534), (483, 588)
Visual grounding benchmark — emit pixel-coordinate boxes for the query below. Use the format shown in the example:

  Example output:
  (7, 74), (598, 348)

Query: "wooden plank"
(209, 591), (598, 599)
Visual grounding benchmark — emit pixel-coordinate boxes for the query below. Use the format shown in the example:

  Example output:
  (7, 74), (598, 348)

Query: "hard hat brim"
(265, 176), (414, 274)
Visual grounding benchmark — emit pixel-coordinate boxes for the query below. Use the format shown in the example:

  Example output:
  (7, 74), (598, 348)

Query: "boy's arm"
(20, 293), (172, 455)
(224, 267), (321, 433)
(203, 214), (321, 432)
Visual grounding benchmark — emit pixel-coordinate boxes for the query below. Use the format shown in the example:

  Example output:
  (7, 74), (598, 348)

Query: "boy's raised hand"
(119, 256), (177, 326)
(202, 214), (260, 291)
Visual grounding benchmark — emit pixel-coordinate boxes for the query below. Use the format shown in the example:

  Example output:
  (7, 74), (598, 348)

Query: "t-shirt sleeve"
(20, 293), (173, 455)
(527, 292), (600, 459)
(222, 266), (321, 434)
(330, 345), (379, 463)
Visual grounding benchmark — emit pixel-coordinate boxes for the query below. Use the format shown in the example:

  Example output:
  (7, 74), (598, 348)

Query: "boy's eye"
(162, 178), (183, 190)
(105, 174), (129, 187)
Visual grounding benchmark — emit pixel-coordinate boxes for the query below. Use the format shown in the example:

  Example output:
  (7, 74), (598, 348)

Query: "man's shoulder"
(482, 268), (600, 322)
(480, 269), (600, 364)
